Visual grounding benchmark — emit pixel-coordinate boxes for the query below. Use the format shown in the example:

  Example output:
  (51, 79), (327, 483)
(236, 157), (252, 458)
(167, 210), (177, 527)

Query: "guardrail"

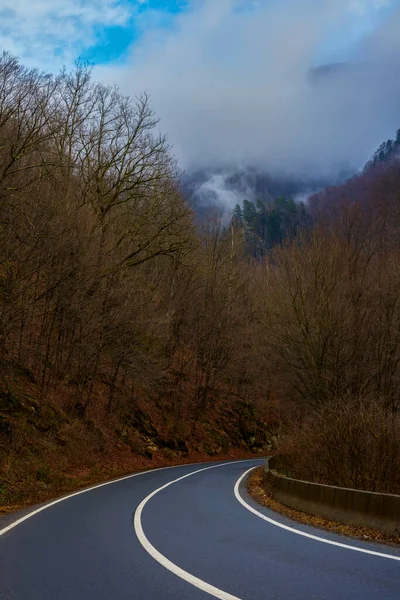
(264, 456), (400, 535)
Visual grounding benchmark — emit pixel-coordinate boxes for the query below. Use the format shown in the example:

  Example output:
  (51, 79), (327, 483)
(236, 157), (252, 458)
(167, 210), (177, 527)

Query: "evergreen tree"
(232, 204), (243, 228)
(229, 194), (312, 257)
(242, 199), (258, 229)
(370, 129), (400, 167)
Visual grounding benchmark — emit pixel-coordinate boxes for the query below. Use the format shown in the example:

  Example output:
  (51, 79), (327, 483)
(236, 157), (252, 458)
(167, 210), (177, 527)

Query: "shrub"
(281, 396), (400, 494)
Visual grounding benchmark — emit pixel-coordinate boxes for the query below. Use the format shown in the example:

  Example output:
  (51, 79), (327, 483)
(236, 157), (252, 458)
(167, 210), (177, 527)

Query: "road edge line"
(0, 467), (175, 537)
(234, 467), (400, 562)
(0, 458), (257, 538)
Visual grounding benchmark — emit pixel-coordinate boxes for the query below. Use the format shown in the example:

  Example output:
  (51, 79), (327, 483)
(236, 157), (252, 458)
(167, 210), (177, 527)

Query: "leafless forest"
(1, 53), (399, 506)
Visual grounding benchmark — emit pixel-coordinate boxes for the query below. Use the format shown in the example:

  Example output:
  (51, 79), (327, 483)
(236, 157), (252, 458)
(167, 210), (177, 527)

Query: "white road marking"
(0, 467), (175, 537)
(134, 460), (264, 600)
(234, 467), (400, 562)
(0, 458), (258, 538)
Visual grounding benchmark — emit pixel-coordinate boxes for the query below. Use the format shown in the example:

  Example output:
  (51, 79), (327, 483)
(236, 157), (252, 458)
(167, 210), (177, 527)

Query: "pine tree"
(232, 204), (243, 228)
(242, 199), (258, 229)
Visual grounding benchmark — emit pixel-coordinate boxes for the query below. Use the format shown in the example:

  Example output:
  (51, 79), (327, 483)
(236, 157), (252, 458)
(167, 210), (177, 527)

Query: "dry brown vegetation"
(1, 52), (400, 511)
(0, 54), (279, 510)
(264, 170), (400, 494)
(281, 398), (400, 494)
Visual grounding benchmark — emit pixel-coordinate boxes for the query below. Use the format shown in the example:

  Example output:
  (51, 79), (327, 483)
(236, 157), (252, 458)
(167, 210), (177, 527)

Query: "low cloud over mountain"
(98, 0), (400, 189)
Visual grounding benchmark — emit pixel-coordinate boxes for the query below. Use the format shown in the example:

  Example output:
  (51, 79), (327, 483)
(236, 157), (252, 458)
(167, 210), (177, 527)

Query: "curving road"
(1, 458), (400, 600)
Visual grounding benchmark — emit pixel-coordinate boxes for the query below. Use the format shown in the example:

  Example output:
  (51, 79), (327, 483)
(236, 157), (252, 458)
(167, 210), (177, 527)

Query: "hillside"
(309, 129), (400, 228)
(1, 53), (400, 514)
(0, 55), (278, 513)
(1, 358), (277, 512)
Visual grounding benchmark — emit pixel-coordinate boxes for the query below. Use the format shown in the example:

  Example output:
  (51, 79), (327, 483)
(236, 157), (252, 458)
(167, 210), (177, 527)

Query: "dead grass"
(247, 467), (400, 548)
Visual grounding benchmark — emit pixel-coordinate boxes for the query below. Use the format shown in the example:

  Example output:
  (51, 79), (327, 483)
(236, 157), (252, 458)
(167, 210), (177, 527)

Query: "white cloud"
(1, 0), (399, 179)
(194, 170), (256, 209)
(97, 0), (400, 177)
(351, 0), (393, 12)
(0, 0), (132, 68)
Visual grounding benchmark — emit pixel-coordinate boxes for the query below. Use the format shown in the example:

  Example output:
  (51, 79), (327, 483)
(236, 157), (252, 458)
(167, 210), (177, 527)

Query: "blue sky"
(82, 0), (400, 66)
(1, 1), (400, 177)
(82, 1), (189, 64)
(0, 1), (398, 69)
(0, 1), (190, 68)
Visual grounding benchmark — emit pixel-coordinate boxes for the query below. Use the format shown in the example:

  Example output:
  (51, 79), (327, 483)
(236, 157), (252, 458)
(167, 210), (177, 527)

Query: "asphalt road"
(1, 458), (400, 600)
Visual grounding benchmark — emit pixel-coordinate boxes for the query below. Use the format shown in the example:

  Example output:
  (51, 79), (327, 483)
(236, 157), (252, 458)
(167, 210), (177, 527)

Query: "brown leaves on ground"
(247, 468), (400, 548)
(0, 447), (260, 517)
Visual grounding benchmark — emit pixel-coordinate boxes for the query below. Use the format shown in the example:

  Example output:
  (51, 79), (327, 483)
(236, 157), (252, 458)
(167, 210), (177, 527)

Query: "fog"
(98, 0), (400, 183)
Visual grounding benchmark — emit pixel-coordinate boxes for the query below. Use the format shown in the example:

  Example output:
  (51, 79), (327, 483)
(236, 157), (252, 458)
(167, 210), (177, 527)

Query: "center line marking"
(134, 459), (262, 600)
